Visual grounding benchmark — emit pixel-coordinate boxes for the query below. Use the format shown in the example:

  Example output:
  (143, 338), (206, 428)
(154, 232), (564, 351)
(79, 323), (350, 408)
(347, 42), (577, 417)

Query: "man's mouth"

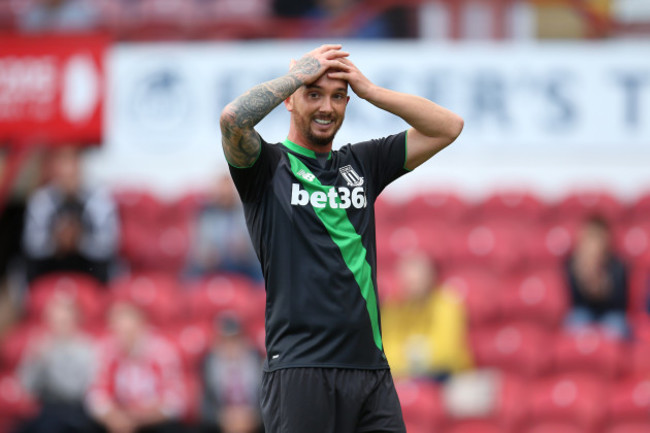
(314, 118), (334, 125)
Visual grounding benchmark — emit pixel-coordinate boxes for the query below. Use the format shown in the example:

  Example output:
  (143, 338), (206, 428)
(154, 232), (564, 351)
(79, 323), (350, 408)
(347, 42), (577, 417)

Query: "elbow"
(219, 104), (236, 133)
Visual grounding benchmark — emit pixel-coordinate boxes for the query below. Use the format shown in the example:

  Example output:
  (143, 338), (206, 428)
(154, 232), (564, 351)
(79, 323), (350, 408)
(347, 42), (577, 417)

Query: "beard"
(306, 128), (337, 148)
(300, 115), (343, 148)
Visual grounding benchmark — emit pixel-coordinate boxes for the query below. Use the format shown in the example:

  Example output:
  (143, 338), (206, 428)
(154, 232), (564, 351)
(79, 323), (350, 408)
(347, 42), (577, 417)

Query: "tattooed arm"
(220, 44), (349, 167)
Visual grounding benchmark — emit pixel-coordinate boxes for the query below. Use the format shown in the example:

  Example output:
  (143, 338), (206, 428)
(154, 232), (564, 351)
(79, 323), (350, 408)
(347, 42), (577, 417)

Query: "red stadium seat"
(524, 422), (584, 433)
(470, 322), (552, 377)
(0, 323), (42, 372)
(115, 190), (192, 272)
(528, 220), (580, 265)
(114, 189), (161, 226)
(374, 196), (401, 227)
(628, 268), (650, 317)
(376, 222), (454, 271)
(440, 268), (500, 326)
(404, 191), (471, 224)
(498, 270), (568, 328)
(394, 379), (445, 433)
(475, 190), (547, 223)
(152, 221), (191, 272)
(605, 422), (650, 433)
(552, 191), (625, 224)
(615, 222), (650, 269)
(529, 373), (608, 431)
(608, 375), (650, 423)
(182, 369), (202, 423)
(626, 192), (650, 226)
(187, 274), (261, 324)
(444, 420), (501, 433)
(551, 329), (625, 378)
(497, 374), (530, 431)
(376, 267), (400, 302)
(0, 372), (38, 425)
(452, 221), (528, 273)
(164, 320), (214, 372)
(110, 272), (183, 325)
(26, 273), (106, 326)
(628, 341), (650, 376)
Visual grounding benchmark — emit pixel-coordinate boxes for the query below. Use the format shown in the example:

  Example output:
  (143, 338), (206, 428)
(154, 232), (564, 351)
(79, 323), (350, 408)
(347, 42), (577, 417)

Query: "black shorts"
(260, 367), (406, 433)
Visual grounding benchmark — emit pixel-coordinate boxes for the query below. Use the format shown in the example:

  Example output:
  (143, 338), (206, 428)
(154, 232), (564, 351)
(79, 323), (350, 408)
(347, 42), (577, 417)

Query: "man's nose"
(319, 97), (333, 112)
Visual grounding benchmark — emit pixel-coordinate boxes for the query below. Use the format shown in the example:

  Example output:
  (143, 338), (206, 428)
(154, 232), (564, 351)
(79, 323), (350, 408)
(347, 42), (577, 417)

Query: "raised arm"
(328, 58), (464, 171)
(220, 44), (349, 168)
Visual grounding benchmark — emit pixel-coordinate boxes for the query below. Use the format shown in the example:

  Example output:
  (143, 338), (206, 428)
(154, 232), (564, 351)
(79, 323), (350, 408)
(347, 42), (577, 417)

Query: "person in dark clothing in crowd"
(22, 147), (119, 284)
(564, 215), (630, 339)
(199, 315), (262, 433)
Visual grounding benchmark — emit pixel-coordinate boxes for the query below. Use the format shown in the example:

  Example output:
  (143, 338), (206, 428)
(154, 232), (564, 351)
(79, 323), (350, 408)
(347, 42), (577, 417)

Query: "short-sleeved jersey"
(229, 131), (409, 371)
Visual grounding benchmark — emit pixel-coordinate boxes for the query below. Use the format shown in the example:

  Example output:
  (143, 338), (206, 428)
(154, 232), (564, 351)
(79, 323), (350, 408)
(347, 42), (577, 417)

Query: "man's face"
(287, 73), (349, 148)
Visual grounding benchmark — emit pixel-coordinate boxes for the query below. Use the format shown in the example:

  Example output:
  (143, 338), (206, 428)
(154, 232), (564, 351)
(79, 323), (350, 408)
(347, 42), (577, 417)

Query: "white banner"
(87, 41), (650, 199)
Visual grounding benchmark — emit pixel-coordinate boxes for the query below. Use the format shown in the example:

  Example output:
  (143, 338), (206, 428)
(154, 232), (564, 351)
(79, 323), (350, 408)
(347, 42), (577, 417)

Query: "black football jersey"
(229, 131), (409, 371)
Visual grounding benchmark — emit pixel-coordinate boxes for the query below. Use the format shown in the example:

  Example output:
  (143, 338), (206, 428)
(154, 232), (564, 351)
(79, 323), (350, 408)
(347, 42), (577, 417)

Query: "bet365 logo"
(291, 184), (367, 209)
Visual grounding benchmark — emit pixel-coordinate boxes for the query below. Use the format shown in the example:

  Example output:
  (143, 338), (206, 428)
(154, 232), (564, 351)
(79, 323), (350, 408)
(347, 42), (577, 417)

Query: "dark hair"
(583, 214), (610, 232)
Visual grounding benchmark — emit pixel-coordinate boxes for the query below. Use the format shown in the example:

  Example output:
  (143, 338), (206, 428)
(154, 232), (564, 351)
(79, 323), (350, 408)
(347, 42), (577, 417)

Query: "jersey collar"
(282, 138), (332, 160)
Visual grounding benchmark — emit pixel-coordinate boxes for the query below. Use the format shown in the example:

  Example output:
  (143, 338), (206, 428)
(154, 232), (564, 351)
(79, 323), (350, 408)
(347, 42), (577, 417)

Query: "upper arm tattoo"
(220, 56), (321, 168)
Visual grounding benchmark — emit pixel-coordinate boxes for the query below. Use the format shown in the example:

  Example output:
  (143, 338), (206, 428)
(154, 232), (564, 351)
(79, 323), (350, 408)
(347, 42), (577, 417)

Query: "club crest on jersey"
(339, 165), (364, 187)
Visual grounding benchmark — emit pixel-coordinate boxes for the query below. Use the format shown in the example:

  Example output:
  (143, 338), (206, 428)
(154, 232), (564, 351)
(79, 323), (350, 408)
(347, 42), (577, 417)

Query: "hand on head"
(290, 44), (349, 86)
(291, 46), (375, 100)
(327, 57), (375, 100)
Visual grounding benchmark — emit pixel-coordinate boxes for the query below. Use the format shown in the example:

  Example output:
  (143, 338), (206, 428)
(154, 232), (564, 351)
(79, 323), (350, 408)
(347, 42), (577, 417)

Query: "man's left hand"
(327, 58), (376, 101)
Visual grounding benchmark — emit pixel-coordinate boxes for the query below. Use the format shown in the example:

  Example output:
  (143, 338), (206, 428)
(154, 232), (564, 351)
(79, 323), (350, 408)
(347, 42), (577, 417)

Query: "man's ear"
(284, 94), (293, 111)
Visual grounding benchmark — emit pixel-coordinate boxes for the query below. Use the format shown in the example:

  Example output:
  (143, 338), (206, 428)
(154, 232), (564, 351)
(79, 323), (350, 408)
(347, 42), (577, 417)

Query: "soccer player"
(220, 44), (463, 433)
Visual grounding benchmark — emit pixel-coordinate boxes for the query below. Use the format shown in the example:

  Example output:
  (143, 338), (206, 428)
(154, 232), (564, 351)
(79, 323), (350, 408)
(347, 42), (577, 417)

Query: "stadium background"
(1, 0), (650, 432)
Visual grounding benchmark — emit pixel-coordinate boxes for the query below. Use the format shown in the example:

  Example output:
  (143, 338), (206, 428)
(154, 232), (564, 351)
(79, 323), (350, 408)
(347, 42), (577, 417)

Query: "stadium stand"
(1, 188), (649, 433)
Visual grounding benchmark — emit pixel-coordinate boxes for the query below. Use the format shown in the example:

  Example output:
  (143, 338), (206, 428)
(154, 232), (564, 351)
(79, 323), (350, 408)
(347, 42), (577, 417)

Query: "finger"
(322, 60), (351, 72)
(289, 58), (297, 69)
(327, 70), (349, 79)
(324, 51), (350, 61)
(318, 44), (343, 52)
(329, 59), (352, 70)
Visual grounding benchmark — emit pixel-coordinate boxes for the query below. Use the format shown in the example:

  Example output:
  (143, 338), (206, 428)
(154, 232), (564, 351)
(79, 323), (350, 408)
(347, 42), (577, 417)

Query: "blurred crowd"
(0, 145), (648, 433)
(4, 0), (640, 40)
(0, 0), (415, 39)
(0, 146), (266, 433)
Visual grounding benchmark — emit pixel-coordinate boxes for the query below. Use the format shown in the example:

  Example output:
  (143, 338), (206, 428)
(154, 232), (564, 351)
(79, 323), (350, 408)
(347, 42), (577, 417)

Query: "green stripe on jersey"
(287, 153), (383, 352)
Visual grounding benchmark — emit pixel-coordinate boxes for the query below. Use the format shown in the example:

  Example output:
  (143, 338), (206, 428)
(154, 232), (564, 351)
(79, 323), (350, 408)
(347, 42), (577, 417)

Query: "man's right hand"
(290, 44), (349, 86)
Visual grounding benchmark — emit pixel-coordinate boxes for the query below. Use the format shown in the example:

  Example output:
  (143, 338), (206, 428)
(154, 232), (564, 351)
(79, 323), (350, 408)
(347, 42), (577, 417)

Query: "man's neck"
(286, 132), (333, 154)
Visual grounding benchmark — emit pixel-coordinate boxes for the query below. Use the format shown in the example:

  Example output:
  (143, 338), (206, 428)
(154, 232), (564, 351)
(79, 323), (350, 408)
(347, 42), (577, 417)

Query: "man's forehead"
(306, 73), (348, 92)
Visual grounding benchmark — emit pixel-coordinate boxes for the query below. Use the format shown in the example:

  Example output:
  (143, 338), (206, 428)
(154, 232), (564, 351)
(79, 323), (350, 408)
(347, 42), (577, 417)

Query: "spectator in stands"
(199, 314), (262, 433)
(381, 251), (473, 381)
(564, 215), (630, 339)
(16, 295), (99, 433)
(19, 0), (99, 32)
(185, 175), (261, 282)
(306, 0), (392, 38)
(272, 0), (316, 17)
(22, 147), (119, 284)
(86, 301), (187, 433)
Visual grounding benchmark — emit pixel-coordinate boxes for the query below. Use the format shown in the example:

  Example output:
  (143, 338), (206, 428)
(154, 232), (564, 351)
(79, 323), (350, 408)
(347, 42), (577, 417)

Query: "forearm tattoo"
(221, 55), (321, 167)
